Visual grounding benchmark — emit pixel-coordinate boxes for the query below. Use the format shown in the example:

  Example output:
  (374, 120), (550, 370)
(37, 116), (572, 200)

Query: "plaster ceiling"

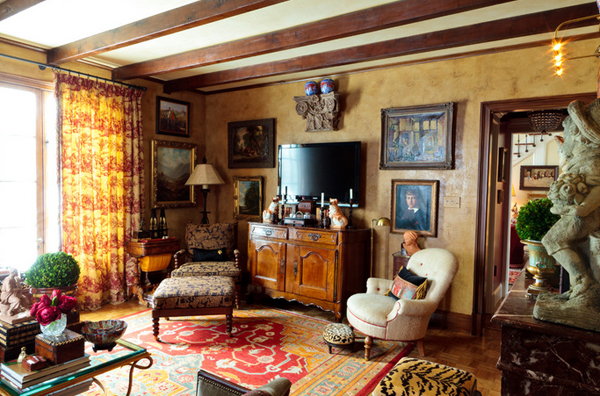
(0, 0), (597, 94)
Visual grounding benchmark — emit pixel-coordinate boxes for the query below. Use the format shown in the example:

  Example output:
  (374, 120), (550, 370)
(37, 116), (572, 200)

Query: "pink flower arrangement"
(30, 290), (77, 326)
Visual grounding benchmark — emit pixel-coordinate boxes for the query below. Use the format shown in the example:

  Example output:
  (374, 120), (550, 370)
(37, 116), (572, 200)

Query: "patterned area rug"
(82, 306), (411, 396)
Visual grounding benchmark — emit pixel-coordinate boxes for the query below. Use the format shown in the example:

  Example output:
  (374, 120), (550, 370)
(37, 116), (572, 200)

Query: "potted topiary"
(23, 252), (81, 301)
(515, 198), (560, 295)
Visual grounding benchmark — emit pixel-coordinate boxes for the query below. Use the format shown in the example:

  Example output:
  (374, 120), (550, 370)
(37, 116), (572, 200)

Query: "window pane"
(0, 87), (36, 137)
(0, 135), (37, 181)
(0, 227), (37, 273)
(0, 181), (37, 227)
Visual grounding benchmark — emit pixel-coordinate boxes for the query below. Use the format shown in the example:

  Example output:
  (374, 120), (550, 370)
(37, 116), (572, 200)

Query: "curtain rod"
(0, 52), (147, 91)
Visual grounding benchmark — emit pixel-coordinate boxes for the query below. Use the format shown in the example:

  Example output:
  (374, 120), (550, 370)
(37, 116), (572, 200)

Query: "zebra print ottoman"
(372, 357), (478, 396)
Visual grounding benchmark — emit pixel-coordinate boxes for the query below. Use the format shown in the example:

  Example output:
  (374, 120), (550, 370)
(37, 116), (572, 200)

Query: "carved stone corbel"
(293, 92), (340, 132)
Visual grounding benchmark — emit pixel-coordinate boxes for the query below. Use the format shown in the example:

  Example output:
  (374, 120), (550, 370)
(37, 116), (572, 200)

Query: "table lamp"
(185, 157), (224, 224)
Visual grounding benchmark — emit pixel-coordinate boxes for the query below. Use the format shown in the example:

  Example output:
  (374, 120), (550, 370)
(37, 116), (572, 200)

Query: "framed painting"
(233, 176), (263, 220)
(519, 165), (558, 191)
(151, 140), (197, 208)
(380, 103), (455, 170)
(156, 96), (190, 137)
(228, 118), (275, 168)
(391, 179), (439, 237)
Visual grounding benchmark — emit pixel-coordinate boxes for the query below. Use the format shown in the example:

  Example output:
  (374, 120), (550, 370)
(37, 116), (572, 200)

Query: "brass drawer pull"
(265, 229), (273, 236)
(307, 233), (321, 241)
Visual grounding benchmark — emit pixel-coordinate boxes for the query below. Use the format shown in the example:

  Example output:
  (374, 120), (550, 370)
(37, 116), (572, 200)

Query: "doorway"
(473, 93), (597, 336)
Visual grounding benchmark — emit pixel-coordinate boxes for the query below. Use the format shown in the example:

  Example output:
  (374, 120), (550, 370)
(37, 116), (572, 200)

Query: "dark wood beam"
(114, 0), (516, 80)
(0, 0), (45, 22)
(164, 3), (598, 93)
(46, 0), (288, 65)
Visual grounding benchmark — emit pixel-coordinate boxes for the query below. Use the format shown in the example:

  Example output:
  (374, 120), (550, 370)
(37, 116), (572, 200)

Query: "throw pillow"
(192, 248), (228, 262)
(241, 391), (271, 396)
(387, 266), (428, 300)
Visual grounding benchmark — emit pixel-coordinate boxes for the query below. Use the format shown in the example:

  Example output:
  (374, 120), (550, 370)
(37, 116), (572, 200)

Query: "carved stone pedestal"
(492, 272), (600, 395)
(293, 92), (340, 132)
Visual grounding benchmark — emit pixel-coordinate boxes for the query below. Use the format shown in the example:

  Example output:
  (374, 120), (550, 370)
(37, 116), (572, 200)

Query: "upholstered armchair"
(173, 222), (242, 308)
(197, 369), (291, 396)
(346, 248), (458, 360)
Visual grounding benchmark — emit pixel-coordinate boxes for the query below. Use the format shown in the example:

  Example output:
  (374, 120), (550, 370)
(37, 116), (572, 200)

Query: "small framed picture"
(156, 96), (190, 137)
(283, 203), (298, 218)
(391, 179), (439, 237)
(519, 165), (558, 191)
(233, 176), (263, 221)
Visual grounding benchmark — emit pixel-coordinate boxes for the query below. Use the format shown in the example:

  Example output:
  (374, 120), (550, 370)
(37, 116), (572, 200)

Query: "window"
(0, 79), (59, 273)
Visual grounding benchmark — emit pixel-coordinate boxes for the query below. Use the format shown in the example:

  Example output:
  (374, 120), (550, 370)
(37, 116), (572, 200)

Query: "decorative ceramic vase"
(40, 314), (67, 337)
(320, 78), (335, 94)
(522, 239), (556, 296)
(304, 81), (319, 96)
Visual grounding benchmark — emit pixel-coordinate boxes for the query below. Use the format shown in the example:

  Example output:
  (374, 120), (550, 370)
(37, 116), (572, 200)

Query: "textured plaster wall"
(206, 39), (599, 316)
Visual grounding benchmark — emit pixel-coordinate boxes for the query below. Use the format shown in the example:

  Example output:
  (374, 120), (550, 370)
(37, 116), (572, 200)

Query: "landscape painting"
(152, 140), (197, 208)
(228, 118), (275, 168)
(234, 176), (263, 220)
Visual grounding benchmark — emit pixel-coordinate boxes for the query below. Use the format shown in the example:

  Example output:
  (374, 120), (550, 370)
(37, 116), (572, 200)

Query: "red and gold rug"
(83, 306), (412, 396)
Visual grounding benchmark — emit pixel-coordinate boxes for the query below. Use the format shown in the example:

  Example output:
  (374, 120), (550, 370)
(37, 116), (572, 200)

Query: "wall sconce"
(552, 13), (600, 76)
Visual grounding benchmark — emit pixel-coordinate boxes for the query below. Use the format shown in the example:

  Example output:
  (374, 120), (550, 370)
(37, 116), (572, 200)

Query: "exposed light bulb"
(553, 42), (562, 51)
(554, 53), (562, 62)
(556, 68), (564, 76)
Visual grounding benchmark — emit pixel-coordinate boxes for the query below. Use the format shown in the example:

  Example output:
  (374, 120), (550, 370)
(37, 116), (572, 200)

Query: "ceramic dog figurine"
(262, 196), (279, 223)
(328, 198), (348, 229)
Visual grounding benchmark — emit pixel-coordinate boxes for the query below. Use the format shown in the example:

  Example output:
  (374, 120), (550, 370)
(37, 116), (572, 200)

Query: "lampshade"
(376, 217), (391, 227)
(185, 164), (224, 189)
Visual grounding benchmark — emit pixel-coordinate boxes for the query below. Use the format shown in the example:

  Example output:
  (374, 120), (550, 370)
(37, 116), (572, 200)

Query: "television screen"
(278, 141), (361, 206)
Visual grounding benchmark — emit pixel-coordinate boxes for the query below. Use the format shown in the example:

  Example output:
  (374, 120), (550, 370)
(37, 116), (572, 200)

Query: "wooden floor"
(80, 297), (502, 396)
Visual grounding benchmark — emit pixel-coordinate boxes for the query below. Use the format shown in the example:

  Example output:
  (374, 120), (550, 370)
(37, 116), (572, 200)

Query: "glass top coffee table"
(0, 339), (152, 396)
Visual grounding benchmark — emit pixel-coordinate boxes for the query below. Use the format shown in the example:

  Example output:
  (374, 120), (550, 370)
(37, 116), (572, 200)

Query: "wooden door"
(248, 239), (286, 291)
(287, 245), (336, 301)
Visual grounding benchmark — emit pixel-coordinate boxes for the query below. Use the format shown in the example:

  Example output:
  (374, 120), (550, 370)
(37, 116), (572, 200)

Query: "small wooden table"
(126, 238), (180, 305)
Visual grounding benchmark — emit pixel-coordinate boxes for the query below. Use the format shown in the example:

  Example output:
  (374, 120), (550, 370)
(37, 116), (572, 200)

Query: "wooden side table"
(126, 238), (180, 305)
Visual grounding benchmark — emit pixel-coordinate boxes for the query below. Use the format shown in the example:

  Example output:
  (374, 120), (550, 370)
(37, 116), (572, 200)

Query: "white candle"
(277, 185), (280, 195)
(349, 188), (353, 200)
(321, 192), (325, 207)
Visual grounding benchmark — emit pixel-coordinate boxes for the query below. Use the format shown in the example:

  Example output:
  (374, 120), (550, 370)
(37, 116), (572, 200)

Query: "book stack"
(0, 354), (90, 392)
(0, 320), (40, 363)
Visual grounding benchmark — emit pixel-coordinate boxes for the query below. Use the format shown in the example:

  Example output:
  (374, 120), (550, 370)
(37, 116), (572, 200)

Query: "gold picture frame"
(151, 140), (197, 208)
(391, 179), (439, 237)
(233, 176), (263, 220)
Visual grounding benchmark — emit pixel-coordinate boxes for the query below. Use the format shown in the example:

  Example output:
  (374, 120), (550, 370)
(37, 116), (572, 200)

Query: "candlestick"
(285, 186), (288, 198)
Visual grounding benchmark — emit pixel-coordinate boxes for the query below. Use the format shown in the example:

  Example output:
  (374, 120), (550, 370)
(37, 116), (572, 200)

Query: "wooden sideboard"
(491, 271), (600, 395)
(248, 222), (370, 322)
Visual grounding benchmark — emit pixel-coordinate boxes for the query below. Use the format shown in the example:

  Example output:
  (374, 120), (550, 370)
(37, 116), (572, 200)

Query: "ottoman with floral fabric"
(151, 276), (235, 341)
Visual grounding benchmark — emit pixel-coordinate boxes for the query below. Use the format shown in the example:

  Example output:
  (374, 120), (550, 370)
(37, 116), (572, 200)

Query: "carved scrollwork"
(293, 92), (340, 132)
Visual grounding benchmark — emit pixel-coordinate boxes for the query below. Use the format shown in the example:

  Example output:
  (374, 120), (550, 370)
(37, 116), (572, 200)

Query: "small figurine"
(402, 231), (421, 256)
(0, 269), (31, 318)
(328, 198), (348, 229)
(263, 196), (279, 223)
(17, 347), (27, 363)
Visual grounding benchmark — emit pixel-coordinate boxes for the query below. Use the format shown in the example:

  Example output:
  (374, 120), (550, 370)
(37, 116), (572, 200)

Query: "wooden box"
(297, 199), (317, 215)
(0, 320), (40, 349)
(35, 330), (84, 365)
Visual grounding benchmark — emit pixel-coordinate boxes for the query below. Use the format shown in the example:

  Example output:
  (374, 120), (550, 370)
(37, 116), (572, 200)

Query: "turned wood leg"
(328, 345), (333, 354)
(416, 339), (425, 356)
(226, 314), (232, 337)
(364, 335), (373, 361)
(152, 316), (159, 341)
(235, 284), (241, 309)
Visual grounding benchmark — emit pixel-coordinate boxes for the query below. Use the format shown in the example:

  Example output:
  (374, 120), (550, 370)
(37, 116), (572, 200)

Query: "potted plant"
(23, 252), (81, 300)
(515, 198), (560, 295)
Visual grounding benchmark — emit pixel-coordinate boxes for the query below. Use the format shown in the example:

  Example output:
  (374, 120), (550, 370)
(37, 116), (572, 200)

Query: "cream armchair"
(346, 248), (458, 360)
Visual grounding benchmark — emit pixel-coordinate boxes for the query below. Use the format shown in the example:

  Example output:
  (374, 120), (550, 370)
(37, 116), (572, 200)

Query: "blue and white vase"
(320, 78), (335, 94)
(305, 81), (319, 96)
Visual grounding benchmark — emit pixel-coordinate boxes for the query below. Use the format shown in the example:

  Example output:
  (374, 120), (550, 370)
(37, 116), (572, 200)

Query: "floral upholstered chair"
(173, 222), (242, 308)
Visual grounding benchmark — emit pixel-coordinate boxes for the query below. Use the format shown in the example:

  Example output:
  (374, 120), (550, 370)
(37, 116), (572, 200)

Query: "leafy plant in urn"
(24, 252), (80, 289)
(515, 198), (560, 295)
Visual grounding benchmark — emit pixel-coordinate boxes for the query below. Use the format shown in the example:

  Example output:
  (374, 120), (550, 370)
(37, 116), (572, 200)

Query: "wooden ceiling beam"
(163, 3), (598, 93)
(0, 0), (45, 22)
(46, 0), (288, 65)
(114, 0), (516, 80)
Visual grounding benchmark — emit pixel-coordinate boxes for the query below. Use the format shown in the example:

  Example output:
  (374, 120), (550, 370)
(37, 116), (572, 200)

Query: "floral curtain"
(55, 73), (144, 311)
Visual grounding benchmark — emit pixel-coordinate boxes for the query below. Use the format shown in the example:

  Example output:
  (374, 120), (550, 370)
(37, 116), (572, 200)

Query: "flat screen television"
(278, 141), (361, 207)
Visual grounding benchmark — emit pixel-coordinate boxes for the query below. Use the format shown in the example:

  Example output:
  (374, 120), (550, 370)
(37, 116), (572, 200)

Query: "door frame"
(472, 92), (597, 335)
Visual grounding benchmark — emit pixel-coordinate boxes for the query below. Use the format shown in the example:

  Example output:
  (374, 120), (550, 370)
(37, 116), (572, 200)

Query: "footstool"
(372, 357), (478, 396)
(151, 276), (235, 341)
(323, 323), (355, 354)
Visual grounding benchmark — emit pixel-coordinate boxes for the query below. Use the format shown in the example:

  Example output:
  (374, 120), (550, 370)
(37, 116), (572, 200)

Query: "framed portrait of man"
(391, 179), (439, 237)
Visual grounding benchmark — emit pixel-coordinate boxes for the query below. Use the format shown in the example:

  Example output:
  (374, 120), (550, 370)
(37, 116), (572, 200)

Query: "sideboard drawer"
(291, 229), (337, 245)
(250, 224), (288, 239)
